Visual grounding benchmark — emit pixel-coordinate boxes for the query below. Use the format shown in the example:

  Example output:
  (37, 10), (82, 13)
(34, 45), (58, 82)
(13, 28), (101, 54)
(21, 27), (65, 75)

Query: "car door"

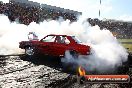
(51, 36), (71, 56)
(37, 35), (56, 55)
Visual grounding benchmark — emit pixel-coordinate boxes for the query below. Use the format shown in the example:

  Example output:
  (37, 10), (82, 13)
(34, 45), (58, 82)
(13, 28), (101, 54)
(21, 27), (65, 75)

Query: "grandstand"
(9, 0), (82, 23)
(87, 18), (132, 39)
(0, 0), (132, 40)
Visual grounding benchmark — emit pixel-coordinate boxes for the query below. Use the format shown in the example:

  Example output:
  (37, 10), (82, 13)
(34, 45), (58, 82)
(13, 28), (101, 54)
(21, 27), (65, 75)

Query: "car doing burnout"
(19, 34), (91, 57)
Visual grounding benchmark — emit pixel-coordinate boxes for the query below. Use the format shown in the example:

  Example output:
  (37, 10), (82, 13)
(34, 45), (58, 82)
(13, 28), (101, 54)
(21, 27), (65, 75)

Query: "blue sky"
(1, 0), (132, 21)
(104, 0), (132, 20)
(111, 0), (132, 15)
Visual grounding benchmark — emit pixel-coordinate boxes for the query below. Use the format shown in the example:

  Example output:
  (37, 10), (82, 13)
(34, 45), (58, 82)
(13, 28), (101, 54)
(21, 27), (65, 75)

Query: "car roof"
(45, 34), (78, 43)
(47, 34), (71, 37)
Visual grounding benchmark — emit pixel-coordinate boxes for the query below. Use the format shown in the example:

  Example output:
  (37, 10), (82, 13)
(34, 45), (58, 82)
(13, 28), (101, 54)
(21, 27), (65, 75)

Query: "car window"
(55, 36), (70, 44)
(42, 36), (56, 42)
(64, 37), (70, 44)
(55, 36), (62, 43)
(71, 36), (82, 44)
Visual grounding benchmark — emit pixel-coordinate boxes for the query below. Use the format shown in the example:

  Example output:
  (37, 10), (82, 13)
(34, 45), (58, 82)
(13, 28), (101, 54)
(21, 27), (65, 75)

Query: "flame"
(78, 66), (86, 76)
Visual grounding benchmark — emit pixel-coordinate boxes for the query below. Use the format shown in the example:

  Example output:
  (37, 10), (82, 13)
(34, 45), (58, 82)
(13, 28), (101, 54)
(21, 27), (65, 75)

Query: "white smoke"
(0, 14), (83, 55)
(61, 25), (128, 73)
(0, 14), (128, 72)
(0, 0), (9, 3)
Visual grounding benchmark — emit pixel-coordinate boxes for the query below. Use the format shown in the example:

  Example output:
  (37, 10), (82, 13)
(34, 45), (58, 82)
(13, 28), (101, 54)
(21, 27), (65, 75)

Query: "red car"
(19, 34), (91, 57)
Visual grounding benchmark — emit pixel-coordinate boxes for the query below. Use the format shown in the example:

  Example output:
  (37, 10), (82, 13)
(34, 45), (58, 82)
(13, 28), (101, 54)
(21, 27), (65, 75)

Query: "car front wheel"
(25, 47), (34, 56)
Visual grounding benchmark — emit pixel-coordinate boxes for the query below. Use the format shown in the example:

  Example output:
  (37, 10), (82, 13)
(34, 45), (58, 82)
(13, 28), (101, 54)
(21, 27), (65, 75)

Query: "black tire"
(61, 50), (79, 73)
(25, 47), (34, 56)
(69, 50), (79, 59)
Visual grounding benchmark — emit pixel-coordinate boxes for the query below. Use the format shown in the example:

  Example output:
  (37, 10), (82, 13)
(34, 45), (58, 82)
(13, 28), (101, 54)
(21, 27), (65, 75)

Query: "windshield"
(41, 35), (56, 42)
(71, 36), (82, 44)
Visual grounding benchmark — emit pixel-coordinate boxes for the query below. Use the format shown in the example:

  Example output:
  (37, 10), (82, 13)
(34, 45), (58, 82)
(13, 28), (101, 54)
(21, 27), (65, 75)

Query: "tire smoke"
(61, 25), (128, 73)
(0, 14), (128, 72)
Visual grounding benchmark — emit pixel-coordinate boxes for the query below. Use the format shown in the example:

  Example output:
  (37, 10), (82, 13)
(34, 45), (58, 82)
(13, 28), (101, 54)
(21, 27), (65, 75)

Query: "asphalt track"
(0, 54), (132, 88)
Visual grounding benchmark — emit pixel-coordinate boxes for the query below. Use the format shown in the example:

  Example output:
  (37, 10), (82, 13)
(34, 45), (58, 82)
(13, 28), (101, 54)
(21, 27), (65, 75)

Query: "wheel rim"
(70, 51), (79, 59)
(25, 47), (34, 56)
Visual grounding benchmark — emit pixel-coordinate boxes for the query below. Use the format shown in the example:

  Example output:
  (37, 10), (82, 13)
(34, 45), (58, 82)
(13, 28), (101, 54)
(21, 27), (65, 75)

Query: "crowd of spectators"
(39, 7), (77, 22)
(0, 1), (77, 25)
(87, 18), (132, 39)
(0, 1), (131, 38)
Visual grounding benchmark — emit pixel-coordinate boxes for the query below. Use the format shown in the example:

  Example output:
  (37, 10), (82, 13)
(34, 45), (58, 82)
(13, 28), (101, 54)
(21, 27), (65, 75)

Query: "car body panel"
(19, 34), (91, 57)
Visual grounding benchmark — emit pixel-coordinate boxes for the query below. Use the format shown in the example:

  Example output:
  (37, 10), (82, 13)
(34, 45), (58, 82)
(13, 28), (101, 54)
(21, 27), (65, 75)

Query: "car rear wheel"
(25, 47), (34, 56)
(69, 50), (79, 59)
(61, 50), (79, 72)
